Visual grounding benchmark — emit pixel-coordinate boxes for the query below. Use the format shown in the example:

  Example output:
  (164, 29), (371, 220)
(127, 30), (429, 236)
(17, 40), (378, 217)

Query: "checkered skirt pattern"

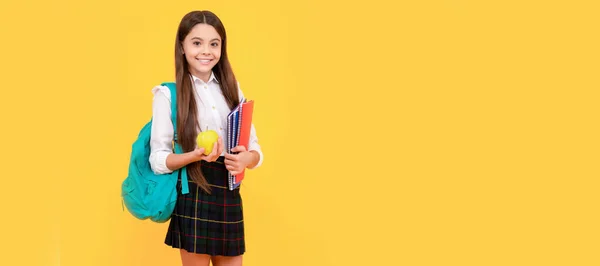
(165, 157), (245, 256)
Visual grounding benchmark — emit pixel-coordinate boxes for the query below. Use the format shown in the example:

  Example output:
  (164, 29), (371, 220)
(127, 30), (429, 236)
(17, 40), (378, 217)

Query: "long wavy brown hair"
(174, 10), (240, 193)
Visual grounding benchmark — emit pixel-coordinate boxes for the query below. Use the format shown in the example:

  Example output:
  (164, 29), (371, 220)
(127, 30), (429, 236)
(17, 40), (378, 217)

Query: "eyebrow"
(191, 37), (221, 42)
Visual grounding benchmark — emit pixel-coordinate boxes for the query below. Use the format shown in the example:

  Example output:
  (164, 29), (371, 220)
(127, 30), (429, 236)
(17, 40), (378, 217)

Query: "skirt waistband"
(200, 156), (226, 165)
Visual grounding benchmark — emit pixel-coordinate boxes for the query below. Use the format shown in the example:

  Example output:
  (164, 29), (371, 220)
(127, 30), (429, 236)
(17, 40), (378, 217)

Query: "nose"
(202, 44), (211, 55)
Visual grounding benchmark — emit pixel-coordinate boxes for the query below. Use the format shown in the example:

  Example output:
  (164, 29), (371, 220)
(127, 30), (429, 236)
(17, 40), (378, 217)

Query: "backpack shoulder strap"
(160, 82), (189, 195)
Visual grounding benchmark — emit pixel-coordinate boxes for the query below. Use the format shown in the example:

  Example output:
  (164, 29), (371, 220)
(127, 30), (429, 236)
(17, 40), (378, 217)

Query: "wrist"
(188, 150), (202, 162)
(246, 150), (259, 169)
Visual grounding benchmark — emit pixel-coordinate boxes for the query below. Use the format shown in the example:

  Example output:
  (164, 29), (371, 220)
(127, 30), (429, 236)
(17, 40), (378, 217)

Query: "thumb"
(231, 145), (247, 153)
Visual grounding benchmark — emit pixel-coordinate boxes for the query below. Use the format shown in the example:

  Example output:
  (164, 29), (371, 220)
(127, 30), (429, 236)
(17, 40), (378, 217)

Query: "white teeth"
(199, 59), (211, 63)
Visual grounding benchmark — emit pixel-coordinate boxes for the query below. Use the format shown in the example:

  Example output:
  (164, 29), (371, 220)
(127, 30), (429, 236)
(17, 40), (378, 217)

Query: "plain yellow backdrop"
(0, 0), (599, 265)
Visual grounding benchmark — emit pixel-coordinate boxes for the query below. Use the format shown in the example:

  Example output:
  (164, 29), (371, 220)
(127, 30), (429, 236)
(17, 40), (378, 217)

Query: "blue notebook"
(227, 98), (245, 190)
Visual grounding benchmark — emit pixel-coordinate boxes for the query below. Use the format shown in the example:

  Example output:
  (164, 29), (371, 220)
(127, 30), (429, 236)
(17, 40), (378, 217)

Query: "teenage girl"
(149, 10), (263, 266)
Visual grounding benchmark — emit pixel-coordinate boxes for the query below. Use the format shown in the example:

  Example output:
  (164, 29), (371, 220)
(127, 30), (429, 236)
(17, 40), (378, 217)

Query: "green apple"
(196, 130), (219, 155)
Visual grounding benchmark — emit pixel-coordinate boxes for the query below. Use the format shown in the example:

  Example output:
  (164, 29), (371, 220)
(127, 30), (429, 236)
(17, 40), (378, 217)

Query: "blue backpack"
(121, 82), (190, 223)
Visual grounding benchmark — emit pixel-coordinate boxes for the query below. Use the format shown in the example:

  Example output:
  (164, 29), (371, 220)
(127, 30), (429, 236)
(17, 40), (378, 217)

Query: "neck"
(190, 69), (211, 83)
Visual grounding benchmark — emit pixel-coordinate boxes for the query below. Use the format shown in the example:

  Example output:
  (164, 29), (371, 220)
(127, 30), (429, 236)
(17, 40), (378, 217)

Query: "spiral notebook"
(227, 98), (254, 190)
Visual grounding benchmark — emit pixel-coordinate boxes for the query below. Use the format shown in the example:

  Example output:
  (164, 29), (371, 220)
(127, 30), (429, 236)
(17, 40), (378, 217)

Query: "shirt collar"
(190, 72), (219, 85)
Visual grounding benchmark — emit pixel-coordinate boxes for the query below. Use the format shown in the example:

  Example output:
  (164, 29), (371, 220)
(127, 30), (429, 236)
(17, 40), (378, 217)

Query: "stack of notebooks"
(227, 97), (254, 190)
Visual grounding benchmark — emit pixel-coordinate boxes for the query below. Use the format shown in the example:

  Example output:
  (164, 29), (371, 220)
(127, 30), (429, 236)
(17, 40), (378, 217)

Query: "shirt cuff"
(149, 151), (173, 174)
(248, 146), (263, 169)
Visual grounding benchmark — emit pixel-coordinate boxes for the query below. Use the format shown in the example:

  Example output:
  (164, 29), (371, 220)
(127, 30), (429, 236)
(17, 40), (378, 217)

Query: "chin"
(195, 66), (215, 74)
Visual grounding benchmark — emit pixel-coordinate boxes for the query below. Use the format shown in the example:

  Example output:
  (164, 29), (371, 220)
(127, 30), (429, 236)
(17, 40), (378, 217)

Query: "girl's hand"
(224, 146), (254, 175)
(192, 137), (224, 163)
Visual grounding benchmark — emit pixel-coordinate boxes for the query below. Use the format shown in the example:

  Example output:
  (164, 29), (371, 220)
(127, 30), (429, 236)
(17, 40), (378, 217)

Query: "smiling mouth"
(198, 59), (213, 65)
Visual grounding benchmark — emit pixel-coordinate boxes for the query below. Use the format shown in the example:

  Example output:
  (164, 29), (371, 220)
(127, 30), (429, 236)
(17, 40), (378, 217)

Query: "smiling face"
(182, 23), (222, 82)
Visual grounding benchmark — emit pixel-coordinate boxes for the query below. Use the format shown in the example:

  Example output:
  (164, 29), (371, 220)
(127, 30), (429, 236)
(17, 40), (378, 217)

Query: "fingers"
(203, 139), (220, 162)
(194, 148), (205, 161)
(225, 164), (241, 176)
(217, 137), (224, 155)
(210, 141), (218, 156)
(225, 158), (237, 168)
(200, 149), (218, 162)
(231, 145), (247, 153)
(200, 136), (225, 163)
(224, 153), (236, 161)
(225, 158), (241, 175)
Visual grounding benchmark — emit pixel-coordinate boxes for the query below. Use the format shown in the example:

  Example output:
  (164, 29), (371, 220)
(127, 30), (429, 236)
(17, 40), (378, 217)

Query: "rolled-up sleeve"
(149, 85), (175, 174)
(247, 123), (264, 169)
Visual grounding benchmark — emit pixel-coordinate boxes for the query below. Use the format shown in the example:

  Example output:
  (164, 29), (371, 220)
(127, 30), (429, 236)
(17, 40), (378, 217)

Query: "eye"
(211, 42), (219, 47)
(193, 41), (200, 46)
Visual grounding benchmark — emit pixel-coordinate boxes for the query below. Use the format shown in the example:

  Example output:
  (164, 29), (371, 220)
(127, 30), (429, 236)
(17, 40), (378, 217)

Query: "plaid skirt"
(164, 157), (245, 256)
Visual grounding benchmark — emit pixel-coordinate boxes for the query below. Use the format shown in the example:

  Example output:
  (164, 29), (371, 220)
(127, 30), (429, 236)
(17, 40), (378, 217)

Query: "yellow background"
(0, 0), (599, 265)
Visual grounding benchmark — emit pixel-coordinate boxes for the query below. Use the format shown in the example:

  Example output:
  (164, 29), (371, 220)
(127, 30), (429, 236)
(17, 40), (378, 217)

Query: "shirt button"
(204, 85), (208, 89)
(212, 106), (216, 110)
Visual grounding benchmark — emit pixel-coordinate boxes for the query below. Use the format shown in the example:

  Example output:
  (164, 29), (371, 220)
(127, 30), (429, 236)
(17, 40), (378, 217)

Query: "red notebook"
(235, 100), (254, 184)
(227, 99), (254, 190)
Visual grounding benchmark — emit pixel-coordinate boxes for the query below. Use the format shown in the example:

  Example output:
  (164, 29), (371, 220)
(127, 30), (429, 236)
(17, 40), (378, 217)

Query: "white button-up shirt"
(149, 72), (264, 174)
